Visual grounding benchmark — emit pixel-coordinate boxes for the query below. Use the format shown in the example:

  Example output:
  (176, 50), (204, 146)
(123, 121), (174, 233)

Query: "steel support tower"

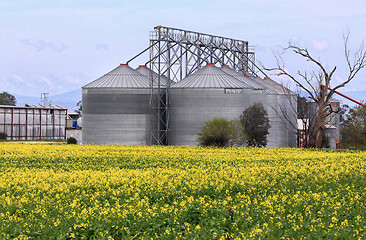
(128, 26), (265, 145)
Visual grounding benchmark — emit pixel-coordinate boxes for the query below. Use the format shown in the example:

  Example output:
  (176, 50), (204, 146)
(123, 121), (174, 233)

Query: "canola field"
(1, 144), (366, 239)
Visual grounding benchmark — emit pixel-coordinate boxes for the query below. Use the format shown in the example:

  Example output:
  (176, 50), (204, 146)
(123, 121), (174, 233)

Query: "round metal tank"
(168, 64), (255, 146)
(254, 76), (297, 148)
(220, 65), (297, 147)
(82, 63), (154, 145)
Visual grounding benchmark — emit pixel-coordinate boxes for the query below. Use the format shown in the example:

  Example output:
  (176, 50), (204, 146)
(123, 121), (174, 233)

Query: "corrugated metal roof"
(257, 77), (293, 95)
(83, 64), (150, 89)
(171, 64), (254, 89)
(135, 65), (170, 85)
(220, 66), (266, 90)
(0, 104), (67, 110)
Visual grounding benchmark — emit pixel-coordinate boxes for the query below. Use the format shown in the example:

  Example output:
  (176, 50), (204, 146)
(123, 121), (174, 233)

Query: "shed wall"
(0, 107), (66, 140)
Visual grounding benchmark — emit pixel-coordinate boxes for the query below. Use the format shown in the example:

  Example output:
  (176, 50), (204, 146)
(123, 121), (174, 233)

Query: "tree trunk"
(315, 100), (326, 148)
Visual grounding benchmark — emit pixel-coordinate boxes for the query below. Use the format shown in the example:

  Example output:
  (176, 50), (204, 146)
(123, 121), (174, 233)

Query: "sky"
(1, 0), (366, 99)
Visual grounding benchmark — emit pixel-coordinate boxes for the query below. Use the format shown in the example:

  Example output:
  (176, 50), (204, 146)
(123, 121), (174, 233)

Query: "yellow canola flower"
(0, 144), (366, 238)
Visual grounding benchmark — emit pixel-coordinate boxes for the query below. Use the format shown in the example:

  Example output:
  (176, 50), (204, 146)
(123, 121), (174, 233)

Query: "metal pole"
(11, 108), (13, 140)
(322, 85), (364, 106)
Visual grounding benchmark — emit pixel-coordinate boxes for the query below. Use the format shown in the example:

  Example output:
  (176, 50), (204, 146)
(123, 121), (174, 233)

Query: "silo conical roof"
(220, 65), (266, 90)
(83, 64), (150, 89)
(135, 65), (170, 86)
(171, 64), (254, 89)
(257, 76), (292, 95)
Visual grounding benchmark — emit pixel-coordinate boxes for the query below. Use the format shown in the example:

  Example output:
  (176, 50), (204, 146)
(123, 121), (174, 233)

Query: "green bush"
(197, 118), (231, 147)
(197, 118), (245, 147)
(0, 132), (7, 140)
(67, 137), (77, 144)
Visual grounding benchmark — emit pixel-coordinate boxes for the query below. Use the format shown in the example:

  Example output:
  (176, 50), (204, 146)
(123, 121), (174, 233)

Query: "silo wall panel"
(83, 114), (150, 145)
(168, 88), (253, 146)
(250, 90), (267, 106)
(82, 88), (152, 145)
(285, 95), (298, 147)
(265, 95), (279, 148)
(265, 94), (297, 148)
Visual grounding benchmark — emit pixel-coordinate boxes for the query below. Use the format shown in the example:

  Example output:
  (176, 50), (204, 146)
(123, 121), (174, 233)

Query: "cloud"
(47, 40), (68, 52)
(39, 77), (53, 88)
(20, 39), (67, 52)
(12, 75), (26, 83)
(63, 75), (82, 84)
(289, 36), (301, 45)
(96, 43), (109, 50)
(311, 40), (329, 51)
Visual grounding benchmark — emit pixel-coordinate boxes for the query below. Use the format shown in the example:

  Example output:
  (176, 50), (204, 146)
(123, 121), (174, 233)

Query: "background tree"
(341, 103), (366, 149)
(75, 100), (82, 115)
(265, 32), (366, 148)
(240, 102), (270, 147)
(0, 92), (16, 106)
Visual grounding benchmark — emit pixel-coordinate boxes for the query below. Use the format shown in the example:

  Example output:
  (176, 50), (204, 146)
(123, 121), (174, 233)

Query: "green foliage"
(197, 118), (246, 147)
(0, 132), (7, 140)
(240, 102), (270, 147)
(0, 92), (16, 106)
(76, 100), (82, 115)
(197, 118), (234, 147)
(341, 104), (366, 149)
(229, 118), (247, 147)
(67, 137), (78, 144)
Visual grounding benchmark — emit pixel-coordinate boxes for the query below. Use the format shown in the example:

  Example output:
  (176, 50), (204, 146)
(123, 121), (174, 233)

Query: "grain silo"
(220, 65), (271, 103)
(168, 64), (255, 146)
(220, 65), (296, 147)
(82, 64), (153, 145)
(254, 76), (297, 148)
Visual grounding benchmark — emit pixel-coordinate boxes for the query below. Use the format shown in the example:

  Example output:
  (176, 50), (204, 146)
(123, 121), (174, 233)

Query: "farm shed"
(0, 104), (67, 140)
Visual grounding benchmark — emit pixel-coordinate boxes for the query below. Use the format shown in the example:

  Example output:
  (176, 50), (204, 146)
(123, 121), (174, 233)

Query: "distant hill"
(15, 89), (82, 111)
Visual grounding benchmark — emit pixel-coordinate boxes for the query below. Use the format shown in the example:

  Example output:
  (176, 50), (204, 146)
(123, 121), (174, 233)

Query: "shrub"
(0, 132), (7, 140)
(67, 137), (78, 144)
(197, 118), (235, 147)
(197, 118), (246, 147)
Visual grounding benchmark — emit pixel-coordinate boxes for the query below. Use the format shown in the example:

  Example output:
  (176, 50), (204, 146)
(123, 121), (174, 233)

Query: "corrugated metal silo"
(220, 65), (297, 147)
(253, 76), (297, 148)
(220, 65), (271, 104)
(168, 64), (255, 146)
(82, 64), (153, 145)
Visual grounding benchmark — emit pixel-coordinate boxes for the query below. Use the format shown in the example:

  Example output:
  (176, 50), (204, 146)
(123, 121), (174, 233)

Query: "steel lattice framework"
(128, 26), (266, 145)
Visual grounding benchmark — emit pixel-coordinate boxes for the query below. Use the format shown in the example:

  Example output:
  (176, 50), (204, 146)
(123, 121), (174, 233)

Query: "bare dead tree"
(264, 32), (366, 148)
(265, 82), (317, 148)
